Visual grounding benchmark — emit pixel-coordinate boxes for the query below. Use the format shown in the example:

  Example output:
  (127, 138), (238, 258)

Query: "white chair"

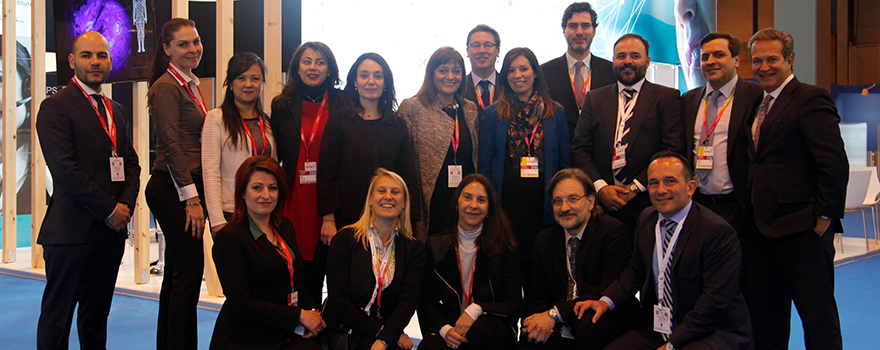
(844, 167), (874, 251)
(864, 167), (880, 249)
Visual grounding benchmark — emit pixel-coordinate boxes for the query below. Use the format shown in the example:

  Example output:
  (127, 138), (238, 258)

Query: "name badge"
(653, 304), (673, 335)
(110, 157), (125, 182)
(288, 291), (299, 307)
(695, 146), (714, 170)
(299, 161), (317, 184)
(612, 145), (627, 170)
(448, 165), (463, 188)
(520, 157), (539, 178)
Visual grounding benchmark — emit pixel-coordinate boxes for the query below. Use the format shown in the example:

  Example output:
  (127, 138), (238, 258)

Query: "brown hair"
(415, 47), (466, 108)
(446, 174), (516, 257)
(748, 28), (794, 62)
(547, 168), (603, 217)
(232, 156), (288, 223)
(494, 47), (559, 121)
(700, 32), (742, 58)
(148, 18), (196, 86)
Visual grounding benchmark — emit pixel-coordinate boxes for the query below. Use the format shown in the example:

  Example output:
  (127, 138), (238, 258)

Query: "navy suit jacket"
(36, 81), (140, 245)
(541, 54), (616, 141)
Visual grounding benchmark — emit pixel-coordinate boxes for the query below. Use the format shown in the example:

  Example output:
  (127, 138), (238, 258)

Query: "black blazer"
(270, 88), (344, 186)
(526, 215), (633, 324)
(541, 54), (616, 141)
(210, 216), (318, 350)
(462, 72), (498, 118)
(603, 203), (751, 349)
(36, 81), (140, 245)
(746, 77), (848, 238)
(682, 78), (763, 210)
(418, 230), (523, 336)
(324, 228), (426, 348)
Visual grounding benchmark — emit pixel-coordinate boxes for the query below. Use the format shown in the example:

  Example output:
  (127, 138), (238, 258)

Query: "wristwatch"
(665, 342), (675, 350)
(629, 183), (640, 194)
(547, 307), (560, 323)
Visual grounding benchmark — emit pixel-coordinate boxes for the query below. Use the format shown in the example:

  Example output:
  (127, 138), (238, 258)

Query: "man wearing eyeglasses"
(542, 2), (616, 141)
(518, 168), (637, 350)
(463, 24), (500, 117)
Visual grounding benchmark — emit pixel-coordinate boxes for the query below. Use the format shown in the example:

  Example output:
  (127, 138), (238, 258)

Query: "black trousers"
(37, 234), (125, 350)
(745, 226), (842, 350)
(147, 171), (206, 350)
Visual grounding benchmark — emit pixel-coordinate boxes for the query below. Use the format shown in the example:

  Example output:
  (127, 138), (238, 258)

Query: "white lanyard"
(654, 218), (683, 303)
(613, 90), (636, 145)
(365, 232), (395, 316)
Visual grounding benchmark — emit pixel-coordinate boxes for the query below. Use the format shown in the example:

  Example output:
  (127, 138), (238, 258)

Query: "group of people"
(34, 2), (847, 350)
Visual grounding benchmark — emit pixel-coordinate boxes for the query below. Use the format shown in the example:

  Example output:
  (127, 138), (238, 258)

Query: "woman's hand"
(397, 333), (413, 349)
(444, 328), (468, 349)
(298, 309), (325, 338)
(184, 199), (205, 238)
(320, 214), (338, 245)
(370, 339), (388, 350)
(453, 312), (475, 338)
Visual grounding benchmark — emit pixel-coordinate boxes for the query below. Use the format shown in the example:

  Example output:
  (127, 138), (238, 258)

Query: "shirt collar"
(567, 220), (587, 241)
(168, 62), (200, 86)
(617, 78), (646, 94)
(369, 223), (399, 247)
(471, 71), (497, 88)
(565, 52), (593, 70)
(74, 76), (102, 95)
(706, 75), (739, 99)
(247, 214), (274, 241)
(764, 74), (795, 100)
(659, 200), (693, 224)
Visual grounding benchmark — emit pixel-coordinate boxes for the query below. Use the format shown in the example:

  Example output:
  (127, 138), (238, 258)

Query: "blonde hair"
(344, 168), (414, 247)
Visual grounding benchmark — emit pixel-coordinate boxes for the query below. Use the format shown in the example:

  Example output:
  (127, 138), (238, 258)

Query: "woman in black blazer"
(210, 156), (325, 350)
(324, 168), (426, 350)
(418, 174), (522, 350)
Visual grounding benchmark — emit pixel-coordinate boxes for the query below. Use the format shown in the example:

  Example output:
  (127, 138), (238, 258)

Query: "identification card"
(299, 161), (317, 184)
(612, 145), (627, 170)
(448, 165), (463, 188)
(695, 146), (714, 170)
(110, 157), (125, 182)
(653, 304), (673, 335)
(520, 157), (539, 178)
(288, 291), (299, 307)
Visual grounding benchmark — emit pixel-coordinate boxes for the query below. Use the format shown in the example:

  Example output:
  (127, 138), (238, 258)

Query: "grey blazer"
(400, 95), (479, 235)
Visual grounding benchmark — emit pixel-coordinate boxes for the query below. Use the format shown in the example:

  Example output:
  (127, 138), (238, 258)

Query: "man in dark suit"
(541, 2), (616, 141)
(574, 151), (751, 350)
(571, 34), (685, 233)
(36, 32), (140, 350)
(745, 28), (847, 350)
(519, 168), (637, 350)
(462, 24), (500, 116)
(682, 33), (764, 242)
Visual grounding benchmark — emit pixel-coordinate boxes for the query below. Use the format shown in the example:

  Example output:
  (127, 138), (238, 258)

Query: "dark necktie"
(753, 95), (773, 150)
(567, 236), (580, 301)
(614, 88), (636, 185)
(478, 80), (492, 107)
(573, 61), (586, 101)
(660, 219), (677, 341)
(91, 94), (107, 123)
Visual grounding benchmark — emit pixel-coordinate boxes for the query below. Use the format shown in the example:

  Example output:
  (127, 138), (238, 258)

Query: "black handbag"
(320, 298), (361, 350)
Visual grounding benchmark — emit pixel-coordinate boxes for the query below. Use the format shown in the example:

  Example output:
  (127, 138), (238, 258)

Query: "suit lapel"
(604, 85), (621, 150)
(575, 217), (599, 284)
(627, 81), (655, 150)
(671, 204), (698, 270)
(66, 83), (113, 153)
(549, 226), (569, 288)
(727, 80), (751, 154)
(685, 87), (707, 161)
(756, 77), (799, 156)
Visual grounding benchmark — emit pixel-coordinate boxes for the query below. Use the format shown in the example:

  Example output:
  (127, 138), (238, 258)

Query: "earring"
(355, 86), (358, 91)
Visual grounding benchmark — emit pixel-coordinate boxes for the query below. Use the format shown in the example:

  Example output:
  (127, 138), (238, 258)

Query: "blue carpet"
(0, 272), (218, 349)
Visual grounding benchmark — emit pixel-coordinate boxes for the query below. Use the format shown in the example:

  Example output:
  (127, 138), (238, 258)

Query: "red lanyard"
(374, 243), (394, 307)
(455, 246), (477, 305)
(167, 64), (208, 117)
(242, 115), (268, 156)
(474, 86), (494, 109)
(71, 77), (116, 152)
(301, 91), (328, 161)
(451, 107), (460, 163)
(569, 71), (591, 109)
(701, 87), (736, 144)
(273, 227), (296, 290)
(523, 119), (541, 156)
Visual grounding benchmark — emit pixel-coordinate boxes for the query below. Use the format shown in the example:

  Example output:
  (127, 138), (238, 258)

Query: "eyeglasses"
(468, 42), (497, 50)
(551, 194), (586, 207)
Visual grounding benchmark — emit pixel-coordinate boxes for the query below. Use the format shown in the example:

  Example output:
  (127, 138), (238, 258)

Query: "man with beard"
(572, 34), (685, 233)
(519, 168), (637, 350)
(463, 24), (500, 117)
(542, 2), (616, 141)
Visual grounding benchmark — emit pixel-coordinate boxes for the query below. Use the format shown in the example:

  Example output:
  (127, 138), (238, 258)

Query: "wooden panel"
(31, 0), (47, 268)
(133, 81), (151, 284)
(3, 0), (17, 263)
(849, 44), (879, 85)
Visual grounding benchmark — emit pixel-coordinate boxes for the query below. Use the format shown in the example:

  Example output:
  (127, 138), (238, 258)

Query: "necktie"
(91, 94), (107, 123)
(567, 236), (580, 301)
(478, 80), (492, 107)
(614, 88), (636, 185)
(660, 219), (677, 341)
(753, 95), (773, 150)
(573, 61), (586, 101)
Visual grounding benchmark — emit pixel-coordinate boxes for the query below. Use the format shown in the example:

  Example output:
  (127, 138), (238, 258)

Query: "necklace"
(302, 91), (322, 103)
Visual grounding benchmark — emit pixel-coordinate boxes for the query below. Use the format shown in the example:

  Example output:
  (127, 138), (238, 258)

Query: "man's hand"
(369, 340), (388, 350)
(522, 311), (556, 344)
(397, 333), (414, 350)
(298, 309), (325, 338)
(444, 328), (468, 349)
(814, 216), (831, 236)
(597, 185), (630, 211)
(573, 300), (610, 324)
(104, 203), (131, 231)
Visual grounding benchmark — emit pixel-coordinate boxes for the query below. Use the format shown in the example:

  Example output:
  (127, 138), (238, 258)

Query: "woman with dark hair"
(270, 42), (343, 302)
(203, 52), (276, 236)
(324, 168), (425, 350)
(399, 47), (479, 239)
(210, 156), (325, 350)
(418, 174), (521, 350)
(144, 18), (208, 349)
(478, 47), (571, 297)
(317, 53), (421, 238)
